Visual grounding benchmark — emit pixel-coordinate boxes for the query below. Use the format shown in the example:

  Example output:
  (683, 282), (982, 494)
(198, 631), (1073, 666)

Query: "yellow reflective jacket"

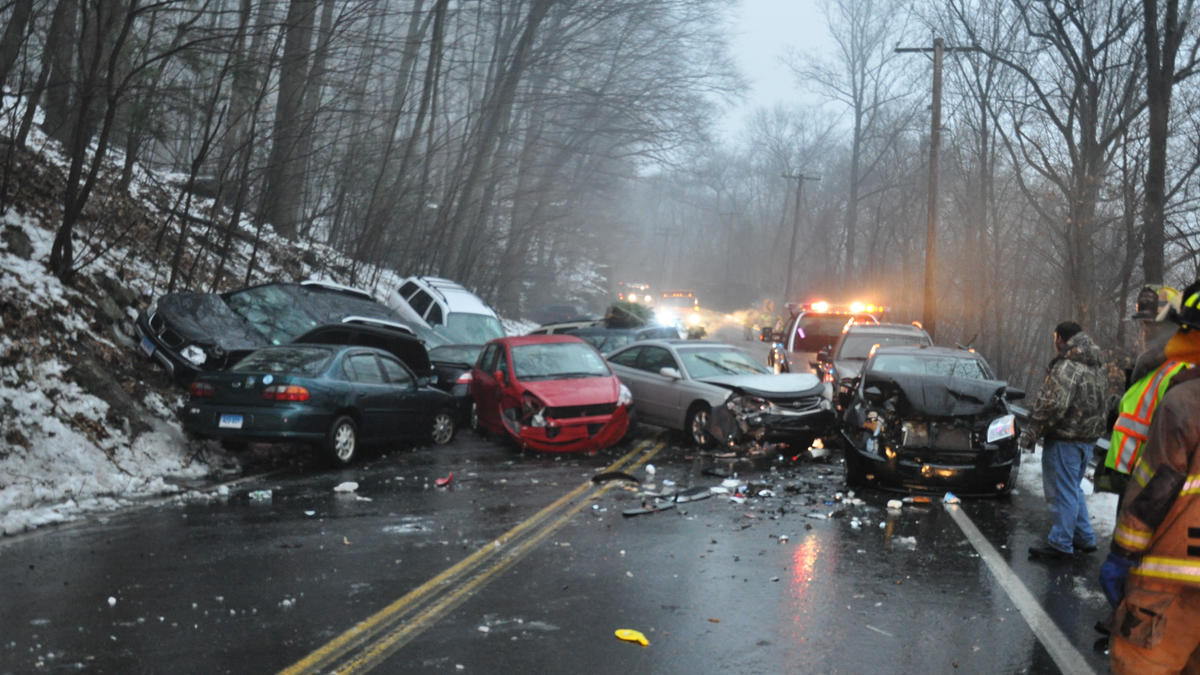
(1108, 360), (1188, 474)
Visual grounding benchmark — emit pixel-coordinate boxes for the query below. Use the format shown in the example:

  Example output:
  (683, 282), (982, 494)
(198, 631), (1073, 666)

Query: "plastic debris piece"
(676, 487), (712, 503)
(645, 464), (656, 475)
(435, 473), (454, 487)
(107, 597), (116, 607)
(912, 496), (932, 504)
(722, 478), (740, 488)
(894, 536), (917, 549)
(886, 499), (903, 510)
(304, 511), (316, 516)
(708, 618), (720, 623)
(591, 471), (640, 484)
(879, 522), (887, 529)
(662, 479), (676, 487)
(248, 490), (273, 501)
(806, 512), (828, 520)
(333, 482), (358, 493)
(615, 629), (650, 647)
(623, 503), (675, 517)
(758, 489), (775, 498)
(478, 626), (490, 633)
(943, 492), (961, 504)
(710, 486), (729, 494)
(771, 576), (780, 582)
(343, 537), (352, 546)
(729, 496), (746, 505)
(778, 535), (789, 543)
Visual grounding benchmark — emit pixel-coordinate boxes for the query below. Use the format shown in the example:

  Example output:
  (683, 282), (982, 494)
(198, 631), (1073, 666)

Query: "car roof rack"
(341, 315), (416, 335)
(301, 279), (375, 300)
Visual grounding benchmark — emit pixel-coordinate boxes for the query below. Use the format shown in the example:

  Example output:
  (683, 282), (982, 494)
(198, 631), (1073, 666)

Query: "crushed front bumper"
(501, 406), (630, 453)
(710, 404), (836, 447)
(843, 431), (1021, 496)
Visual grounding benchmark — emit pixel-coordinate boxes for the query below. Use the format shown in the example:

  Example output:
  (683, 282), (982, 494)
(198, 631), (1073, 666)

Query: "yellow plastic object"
(615, 629), (649, 647)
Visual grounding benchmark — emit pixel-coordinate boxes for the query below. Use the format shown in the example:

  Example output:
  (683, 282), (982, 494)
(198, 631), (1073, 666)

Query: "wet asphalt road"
(0, 333), (1116, 675)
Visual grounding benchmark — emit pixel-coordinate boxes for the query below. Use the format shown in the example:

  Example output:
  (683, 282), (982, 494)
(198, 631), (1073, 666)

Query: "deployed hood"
(156, 293), (266, 352)
(702, 373), (824, 398)
(863, 370), (1008, 418)
(522, 377), (619, 408)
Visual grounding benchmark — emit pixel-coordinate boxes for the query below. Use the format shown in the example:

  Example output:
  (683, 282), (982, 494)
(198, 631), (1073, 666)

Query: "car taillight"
(262, 385), (310, 402)
(456, 371), (473, 384)
(189, 382), (215, 398)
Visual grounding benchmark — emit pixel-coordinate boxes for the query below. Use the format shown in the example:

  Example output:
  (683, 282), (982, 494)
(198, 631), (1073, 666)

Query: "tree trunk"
(1142, 0), (1183, 285)
(40, 0), (78, 146)
(0, 0), (34, 88)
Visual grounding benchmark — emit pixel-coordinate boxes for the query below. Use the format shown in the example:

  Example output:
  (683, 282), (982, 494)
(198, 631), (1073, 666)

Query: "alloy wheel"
(334, 423), (356, 462)
(432, 412), (455, 445)
(691, 409), (709, 445)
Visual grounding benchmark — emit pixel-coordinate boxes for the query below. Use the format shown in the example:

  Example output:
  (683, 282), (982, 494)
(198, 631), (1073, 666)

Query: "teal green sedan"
(182, 345), (458, 465)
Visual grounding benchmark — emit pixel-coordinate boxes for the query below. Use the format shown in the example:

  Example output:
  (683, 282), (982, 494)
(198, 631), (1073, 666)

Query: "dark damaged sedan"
(606, 340), (835, 448)
(136, 280), (437, 385)
(183, 345), (458, 465)
(841, 346), (1027, 496)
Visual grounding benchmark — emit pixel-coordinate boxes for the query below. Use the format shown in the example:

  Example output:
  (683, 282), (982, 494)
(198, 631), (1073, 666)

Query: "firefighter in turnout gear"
(1103, 280), (1200, 674)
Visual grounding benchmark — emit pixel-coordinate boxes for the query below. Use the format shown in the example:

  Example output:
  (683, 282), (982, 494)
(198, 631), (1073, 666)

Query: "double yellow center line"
(277, 438), (665, 675)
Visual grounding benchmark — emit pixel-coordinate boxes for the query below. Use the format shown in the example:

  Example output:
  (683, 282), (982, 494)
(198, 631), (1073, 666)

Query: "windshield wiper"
(695, 355), (738, 375)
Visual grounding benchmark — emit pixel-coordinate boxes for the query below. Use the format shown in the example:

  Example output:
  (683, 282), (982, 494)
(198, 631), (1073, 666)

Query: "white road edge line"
(945, 504), (1099, 675)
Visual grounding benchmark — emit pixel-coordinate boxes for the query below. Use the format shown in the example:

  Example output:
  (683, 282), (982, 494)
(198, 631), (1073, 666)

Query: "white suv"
(388, 276), (506, 344)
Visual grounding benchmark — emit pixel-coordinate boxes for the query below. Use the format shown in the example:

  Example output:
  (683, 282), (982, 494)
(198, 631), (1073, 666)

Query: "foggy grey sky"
(720, 0), (833, 142)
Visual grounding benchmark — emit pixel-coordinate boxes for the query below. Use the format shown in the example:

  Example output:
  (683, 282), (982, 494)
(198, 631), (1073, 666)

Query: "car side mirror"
(1005, 387), (1025, 401)
(493, 370), (506, 385)
(417, 376), (430, 388)
(659, 367), (682, 380)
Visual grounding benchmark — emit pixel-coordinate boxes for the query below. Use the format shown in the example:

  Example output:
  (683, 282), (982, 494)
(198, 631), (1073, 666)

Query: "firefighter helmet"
(1169, 281), (1200, 331)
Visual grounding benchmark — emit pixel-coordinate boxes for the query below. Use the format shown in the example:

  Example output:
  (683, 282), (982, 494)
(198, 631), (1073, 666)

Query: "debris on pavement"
(333, 482), (359, 493)
(615, 629), (649, 647)
(645, 464), (656, 475)
(248, 490), (273, 501)
(434, 473), (454, 487)
(886, 499), (903, 510)
(943, 492), (961, 504)
(107, 597), (116, 607)
(623, 502), (675, 517)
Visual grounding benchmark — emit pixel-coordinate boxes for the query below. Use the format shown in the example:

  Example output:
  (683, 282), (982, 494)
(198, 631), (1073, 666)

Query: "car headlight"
(617, 384), (633, 407)
(522, 393), (547, 427)
(727, 394), (770, 415)
(181, 344), (207, 366)
(987, 414), (1016, 443)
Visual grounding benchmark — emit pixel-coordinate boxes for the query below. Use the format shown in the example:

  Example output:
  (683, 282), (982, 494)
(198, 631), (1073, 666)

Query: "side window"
(347, 354), (385, 384)
(426, 303), (444, 326)
(380, 356), (413, 385)
(609, 347), (642, 368)
(478, 345), (498, 372)
(399, 281), (420, 299)
(408, 290), (433, 316)
(341, 354), (358, 380)
(639, 347), (677, 374)
(655, 328), (677, 339)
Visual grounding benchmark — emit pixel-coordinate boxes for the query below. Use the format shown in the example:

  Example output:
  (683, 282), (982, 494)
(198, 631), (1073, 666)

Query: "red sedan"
(467, 335), (631, 452)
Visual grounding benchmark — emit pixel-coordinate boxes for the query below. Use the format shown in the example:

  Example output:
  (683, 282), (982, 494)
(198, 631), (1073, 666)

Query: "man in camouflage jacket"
(1019, 321), (1109, 559)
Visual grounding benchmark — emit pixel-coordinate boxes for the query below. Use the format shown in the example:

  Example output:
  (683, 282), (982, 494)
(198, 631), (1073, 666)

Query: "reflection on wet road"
(0, 338), (1115, 675)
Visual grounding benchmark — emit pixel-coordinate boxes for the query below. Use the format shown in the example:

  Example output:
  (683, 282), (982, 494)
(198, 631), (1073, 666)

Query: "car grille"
(933, 427), (972, 450)
(148, 313), (165, 332)
(147, 312), (186, 348)
(547, 403), (617, 419)
(766, 395), (823, 412)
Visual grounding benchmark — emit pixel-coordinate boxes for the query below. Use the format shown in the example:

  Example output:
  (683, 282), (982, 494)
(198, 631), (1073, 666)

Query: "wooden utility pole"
(783, 174), (821, 302)
(896, 38), (979, 342)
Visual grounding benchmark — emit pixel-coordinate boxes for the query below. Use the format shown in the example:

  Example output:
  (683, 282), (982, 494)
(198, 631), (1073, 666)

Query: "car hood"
(862, 370), (1008, 418)
(156, 293), (265, 352)
(833, 360), (865, 381)
(521, 377), (619, 407)
(702, 373), (823, 398)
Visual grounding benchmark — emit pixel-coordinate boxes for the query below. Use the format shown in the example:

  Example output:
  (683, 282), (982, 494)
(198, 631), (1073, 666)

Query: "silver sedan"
(606, 340), (834, 447)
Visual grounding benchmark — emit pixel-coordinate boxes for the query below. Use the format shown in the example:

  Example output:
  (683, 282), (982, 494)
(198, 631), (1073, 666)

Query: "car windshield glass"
(226, 285), (321, 344)
(679, 349), (770, 378)
(839, 334), (928, 360)
(599, 333), (635, 352)
(298, 288), (396, 323)
(870, 354), (989, 379)
(428, 345), (483, 365)
(510, 342), (610, 380)
(435, 314), (505, 344)
(230, 347), (332, 375)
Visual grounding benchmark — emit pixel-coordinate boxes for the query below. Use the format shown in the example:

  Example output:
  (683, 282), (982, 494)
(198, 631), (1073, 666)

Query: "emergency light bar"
(786, 301), (888, 317)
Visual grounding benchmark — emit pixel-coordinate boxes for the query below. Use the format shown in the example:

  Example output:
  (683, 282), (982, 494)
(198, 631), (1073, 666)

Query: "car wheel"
(431, 409), (456, 445)
(324, 416), (358, 466)
(686, 403), (714, 448)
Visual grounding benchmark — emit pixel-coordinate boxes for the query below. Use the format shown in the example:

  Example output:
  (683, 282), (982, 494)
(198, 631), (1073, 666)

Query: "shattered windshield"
(230, 346), (333, 376)
(679, 348), (769, 378)
(870, 354), (990, 379)
(838, 334), (929, 360)
(511, 342), (611, 380)
(226, 285), (321, 345)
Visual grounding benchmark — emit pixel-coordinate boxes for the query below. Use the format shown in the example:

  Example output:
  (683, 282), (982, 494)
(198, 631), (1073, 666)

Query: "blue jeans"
(1041, 440), (1096, 553)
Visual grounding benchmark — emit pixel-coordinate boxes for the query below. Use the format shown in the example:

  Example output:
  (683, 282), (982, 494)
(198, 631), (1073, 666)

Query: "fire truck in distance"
(616, 282), (654, 305)
(764, 301), (886, 374)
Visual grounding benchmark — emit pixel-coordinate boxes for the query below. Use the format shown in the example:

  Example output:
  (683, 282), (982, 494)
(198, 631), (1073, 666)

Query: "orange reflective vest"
(1108, 360), (1188, 474)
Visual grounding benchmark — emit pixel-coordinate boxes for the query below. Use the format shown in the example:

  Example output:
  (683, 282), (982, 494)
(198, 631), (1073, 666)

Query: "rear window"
(231, 347), (333, 376)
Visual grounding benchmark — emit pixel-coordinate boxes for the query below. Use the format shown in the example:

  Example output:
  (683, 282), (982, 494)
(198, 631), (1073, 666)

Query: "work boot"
(1028, 544), (1073, 560)
(1073, 542), (1098, 554)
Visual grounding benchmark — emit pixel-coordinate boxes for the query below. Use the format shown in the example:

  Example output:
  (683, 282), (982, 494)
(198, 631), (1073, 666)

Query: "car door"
(471, 344), (502, 427)
(607, 347), (650, 420)
(379, 354), (423, 437)
(343, 352), (393, 440)
(636, 346), (684, 427)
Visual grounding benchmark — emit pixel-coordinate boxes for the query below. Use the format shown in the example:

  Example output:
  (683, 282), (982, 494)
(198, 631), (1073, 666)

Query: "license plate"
(139, 337), (156, 356)
(219, 414), (244, 429)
